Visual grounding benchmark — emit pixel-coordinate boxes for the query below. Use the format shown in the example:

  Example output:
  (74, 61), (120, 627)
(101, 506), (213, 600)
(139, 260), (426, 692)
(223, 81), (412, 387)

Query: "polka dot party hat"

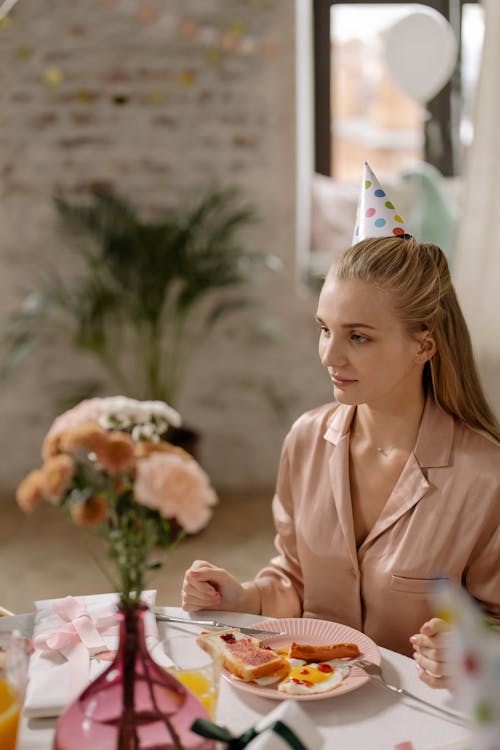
(432, 581), (500, 748)
(352, 162), (409, 244)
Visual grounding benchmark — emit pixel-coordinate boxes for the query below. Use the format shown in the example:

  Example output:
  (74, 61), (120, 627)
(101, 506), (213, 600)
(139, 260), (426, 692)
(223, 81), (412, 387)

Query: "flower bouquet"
(16, 396), (218, 750)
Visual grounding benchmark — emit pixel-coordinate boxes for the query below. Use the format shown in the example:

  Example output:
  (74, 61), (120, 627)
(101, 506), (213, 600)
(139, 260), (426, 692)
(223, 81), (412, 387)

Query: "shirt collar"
(323, 394), (454, 469)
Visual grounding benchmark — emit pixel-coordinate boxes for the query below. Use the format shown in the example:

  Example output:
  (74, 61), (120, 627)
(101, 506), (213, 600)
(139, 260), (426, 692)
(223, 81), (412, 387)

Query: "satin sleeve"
(465, 507), (500, 624)
(253, 436), (304, 618)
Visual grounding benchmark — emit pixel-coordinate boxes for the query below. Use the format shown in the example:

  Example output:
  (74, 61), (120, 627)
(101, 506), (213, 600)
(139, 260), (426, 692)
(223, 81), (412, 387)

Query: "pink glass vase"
(53, 603), (215, 750)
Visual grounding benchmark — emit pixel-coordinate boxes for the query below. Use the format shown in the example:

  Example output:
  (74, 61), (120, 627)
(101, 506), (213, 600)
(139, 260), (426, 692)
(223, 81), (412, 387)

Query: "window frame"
(314, 0), (478, 178)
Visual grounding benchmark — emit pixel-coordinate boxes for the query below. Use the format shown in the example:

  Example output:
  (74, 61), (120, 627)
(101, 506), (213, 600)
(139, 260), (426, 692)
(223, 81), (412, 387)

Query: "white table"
(0, 607), (471, 750)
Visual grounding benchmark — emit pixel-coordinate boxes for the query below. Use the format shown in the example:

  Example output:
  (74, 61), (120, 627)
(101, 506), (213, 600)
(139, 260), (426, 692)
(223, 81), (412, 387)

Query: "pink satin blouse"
(254, 396), (500, 656)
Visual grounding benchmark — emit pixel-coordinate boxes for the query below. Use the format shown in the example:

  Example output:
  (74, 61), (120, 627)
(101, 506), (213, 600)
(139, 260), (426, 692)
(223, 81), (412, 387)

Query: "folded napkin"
(192, 699), (324, 749)
(24, 590), (158, 719)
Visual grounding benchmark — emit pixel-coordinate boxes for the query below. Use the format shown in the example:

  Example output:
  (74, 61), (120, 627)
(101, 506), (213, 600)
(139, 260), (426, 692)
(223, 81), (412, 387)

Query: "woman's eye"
(320, 326), (331, 337)
(350, 333), (368, 344)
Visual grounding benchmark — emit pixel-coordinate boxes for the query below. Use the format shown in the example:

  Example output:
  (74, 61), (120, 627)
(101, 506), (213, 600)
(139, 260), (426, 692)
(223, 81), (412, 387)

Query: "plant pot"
(53, 603), (215, 750)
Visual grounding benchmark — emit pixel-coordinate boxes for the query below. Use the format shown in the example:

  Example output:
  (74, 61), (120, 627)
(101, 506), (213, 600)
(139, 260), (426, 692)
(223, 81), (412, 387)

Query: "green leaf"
(0, 186), (279, 406)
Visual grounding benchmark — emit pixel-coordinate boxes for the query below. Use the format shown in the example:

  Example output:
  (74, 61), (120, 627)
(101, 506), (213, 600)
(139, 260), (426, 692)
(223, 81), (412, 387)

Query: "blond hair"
(330, 236), (500, 443)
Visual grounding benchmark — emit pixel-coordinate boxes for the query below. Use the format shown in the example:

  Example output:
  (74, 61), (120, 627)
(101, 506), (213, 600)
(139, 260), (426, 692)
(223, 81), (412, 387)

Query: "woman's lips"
(331, 375), (357, 387)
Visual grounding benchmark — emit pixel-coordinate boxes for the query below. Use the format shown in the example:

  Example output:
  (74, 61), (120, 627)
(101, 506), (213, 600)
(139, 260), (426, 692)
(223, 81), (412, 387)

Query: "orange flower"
(42, 432), (61, 460)
(94, 431), (136, 475)
(59, 420), (108, 455)
(16, 469), (44, 512)
(42, 454), (75, 502)
(70, 495), (108, 527)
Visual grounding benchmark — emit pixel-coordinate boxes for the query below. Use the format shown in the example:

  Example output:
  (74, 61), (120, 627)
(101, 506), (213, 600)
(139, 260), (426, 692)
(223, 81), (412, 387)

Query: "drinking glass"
(153, 631), (222, 719)
(0, 631), (30, 750)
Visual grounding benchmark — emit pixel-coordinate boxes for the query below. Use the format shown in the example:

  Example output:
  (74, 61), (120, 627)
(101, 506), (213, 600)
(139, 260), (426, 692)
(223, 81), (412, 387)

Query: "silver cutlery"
(354, 659), (470, 724)
(153, 612), (286, 637)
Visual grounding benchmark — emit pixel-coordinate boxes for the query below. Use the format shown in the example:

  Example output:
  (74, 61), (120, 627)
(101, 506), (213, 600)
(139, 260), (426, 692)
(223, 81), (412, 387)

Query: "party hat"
(352, 162), (409, 244)
(432, 581), (500, 750)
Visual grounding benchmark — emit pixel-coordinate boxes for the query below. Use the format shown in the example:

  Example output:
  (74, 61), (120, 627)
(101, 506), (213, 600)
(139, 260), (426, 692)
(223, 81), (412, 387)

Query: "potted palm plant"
(0, 188), (280, 444)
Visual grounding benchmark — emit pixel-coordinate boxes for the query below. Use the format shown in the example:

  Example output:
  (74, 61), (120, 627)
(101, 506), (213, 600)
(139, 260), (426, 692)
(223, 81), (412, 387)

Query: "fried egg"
(277, 660), (350, 695)
(252, 658), (305, 686)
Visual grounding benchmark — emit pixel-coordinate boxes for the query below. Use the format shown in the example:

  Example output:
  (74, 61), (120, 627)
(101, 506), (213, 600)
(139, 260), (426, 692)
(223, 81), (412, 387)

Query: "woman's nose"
(319, 335), (347, 367)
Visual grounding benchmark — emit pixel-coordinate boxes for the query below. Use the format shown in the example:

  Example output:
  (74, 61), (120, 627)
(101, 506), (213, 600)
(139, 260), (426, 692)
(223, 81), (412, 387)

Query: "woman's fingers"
(411, 617), (456, 689)
(182, 598), (211, 612)
(416, 665), (453, 690)
(185, 572), (219, 595)
(187, 562), (230, 589)
(190, 559), (218, 572)
(410, 617), (450, 649)
(413, 650), (455, 677)
(181, 559), (235, 611)
(419, 617), (450, 637)
(182, 585), (221, 611)
(410, 635), (451, 662)
(183, 580), (220, 602)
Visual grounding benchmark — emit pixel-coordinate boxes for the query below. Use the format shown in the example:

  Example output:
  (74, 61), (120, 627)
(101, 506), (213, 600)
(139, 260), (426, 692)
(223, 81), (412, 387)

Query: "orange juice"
(0, 676), (20, 750)
(173, 670), (218, 718)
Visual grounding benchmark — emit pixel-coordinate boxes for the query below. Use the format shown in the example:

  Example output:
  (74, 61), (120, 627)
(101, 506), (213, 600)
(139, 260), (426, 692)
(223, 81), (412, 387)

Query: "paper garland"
(3, 4), (280, 105)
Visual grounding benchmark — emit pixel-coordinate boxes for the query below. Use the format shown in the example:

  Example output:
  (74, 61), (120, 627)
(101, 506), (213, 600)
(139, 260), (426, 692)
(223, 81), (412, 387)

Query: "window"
(314, 1), (483, 179)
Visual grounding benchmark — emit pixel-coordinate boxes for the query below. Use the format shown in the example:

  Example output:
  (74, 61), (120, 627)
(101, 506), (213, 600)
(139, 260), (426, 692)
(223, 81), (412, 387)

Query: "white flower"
(131, 424), (161, 443)
(97, 397), (182, 433)
(140, 401), (182, 428)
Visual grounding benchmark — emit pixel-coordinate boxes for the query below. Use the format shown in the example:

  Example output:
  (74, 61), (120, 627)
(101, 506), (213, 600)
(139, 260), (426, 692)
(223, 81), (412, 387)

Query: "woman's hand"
(410, 617), (454, 689)
(181, 560), (260, 614)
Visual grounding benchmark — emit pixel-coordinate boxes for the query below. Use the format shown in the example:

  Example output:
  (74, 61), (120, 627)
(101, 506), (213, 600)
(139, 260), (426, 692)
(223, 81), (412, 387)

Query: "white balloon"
(383, 8), (458, 103)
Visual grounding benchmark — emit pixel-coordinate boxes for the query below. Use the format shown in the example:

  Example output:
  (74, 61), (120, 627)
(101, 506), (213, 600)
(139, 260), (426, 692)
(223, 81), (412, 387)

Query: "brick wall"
(0, 0), (332, 494)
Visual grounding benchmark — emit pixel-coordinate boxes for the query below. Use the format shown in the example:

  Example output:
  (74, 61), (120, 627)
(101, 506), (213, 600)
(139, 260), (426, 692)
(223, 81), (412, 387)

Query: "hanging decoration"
(112, 94), (129, 106)
(43, 67), (64, 86)
(9, 4), (280, 107)
(145, 89), (166, 105)
(76, 89), (97, 103)
(14, 44), (34, 60)
(178, 18), (198, 38)
(172, 14), (280, 62)
(136, 4), (158, 24)
(206, 48), (223, 66)
(177, 70), (196, 87)
(227, 19), (246, 36)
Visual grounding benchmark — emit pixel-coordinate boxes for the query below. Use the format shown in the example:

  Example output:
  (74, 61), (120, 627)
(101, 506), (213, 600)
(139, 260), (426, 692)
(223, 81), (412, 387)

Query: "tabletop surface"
(0, 606), (471, 750)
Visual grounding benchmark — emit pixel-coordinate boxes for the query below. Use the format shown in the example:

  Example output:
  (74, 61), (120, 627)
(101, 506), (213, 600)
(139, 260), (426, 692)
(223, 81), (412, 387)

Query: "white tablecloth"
(0, 607), (471, 750)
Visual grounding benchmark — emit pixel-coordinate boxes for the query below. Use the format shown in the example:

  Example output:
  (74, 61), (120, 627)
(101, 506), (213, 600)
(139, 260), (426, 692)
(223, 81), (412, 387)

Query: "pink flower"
(43, 399), (103, 459)
(134, 453), (217, 533)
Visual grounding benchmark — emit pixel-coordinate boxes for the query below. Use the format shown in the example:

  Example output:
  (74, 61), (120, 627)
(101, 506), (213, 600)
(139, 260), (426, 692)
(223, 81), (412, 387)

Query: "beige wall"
(0, 0), (332, 495)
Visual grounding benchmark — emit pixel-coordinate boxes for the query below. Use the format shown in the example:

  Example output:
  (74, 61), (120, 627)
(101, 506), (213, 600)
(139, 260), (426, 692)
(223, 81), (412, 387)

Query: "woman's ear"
(416, 331), (437, 362)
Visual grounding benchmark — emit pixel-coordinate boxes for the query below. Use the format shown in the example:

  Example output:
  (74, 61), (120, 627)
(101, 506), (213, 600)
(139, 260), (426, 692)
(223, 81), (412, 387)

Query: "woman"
(182, 234), (500, 690)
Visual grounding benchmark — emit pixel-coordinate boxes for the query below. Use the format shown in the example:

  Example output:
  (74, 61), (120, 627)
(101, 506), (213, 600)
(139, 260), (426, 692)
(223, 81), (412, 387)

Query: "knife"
(153, 612), (285, 637)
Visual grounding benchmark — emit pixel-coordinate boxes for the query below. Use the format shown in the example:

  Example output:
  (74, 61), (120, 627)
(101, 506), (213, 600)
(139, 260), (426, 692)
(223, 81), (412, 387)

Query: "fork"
(353, 659), (469, 724)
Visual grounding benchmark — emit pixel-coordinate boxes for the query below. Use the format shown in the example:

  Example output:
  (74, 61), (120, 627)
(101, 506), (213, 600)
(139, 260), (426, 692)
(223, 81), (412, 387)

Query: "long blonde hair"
(330, 236), (500, 443)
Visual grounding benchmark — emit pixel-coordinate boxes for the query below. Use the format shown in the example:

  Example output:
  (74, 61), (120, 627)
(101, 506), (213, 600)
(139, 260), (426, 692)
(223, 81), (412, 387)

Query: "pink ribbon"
(33, 596), (118, 692)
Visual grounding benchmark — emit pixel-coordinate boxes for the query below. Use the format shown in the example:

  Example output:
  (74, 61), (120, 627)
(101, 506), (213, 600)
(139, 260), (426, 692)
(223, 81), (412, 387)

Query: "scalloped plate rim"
(221, 616), (380, 701)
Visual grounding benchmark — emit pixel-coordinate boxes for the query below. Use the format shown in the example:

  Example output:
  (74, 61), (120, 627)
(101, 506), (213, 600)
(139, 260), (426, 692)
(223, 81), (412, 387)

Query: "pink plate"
(222, 617), (380, 701)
